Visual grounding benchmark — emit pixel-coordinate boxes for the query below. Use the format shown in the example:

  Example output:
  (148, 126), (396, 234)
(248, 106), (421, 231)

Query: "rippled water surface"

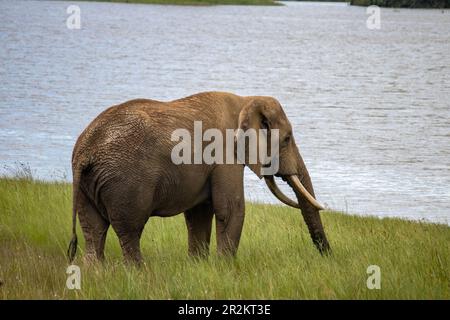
(1, 0), (449, 223)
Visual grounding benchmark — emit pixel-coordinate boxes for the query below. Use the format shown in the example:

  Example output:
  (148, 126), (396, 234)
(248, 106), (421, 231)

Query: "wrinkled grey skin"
(68, 92), (330, 264)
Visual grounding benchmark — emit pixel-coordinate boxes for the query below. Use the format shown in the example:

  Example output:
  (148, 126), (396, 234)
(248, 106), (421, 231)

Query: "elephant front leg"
(184, 201), (214, 258)
(211, 165), (245, 256)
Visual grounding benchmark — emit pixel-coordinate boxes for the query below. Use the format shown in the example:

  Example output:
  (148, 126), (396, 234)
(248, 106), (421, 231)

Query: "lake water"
(1, 0), (449, 224)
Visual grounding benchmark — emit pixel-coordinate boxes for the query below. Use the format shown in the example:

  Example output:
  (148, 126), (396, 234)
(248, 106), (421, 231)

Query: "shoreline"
(57, 0), (281, 6)
(53, 0), (450, 8)
(349, 0), (449, 8)
(1, 172), (447, 225)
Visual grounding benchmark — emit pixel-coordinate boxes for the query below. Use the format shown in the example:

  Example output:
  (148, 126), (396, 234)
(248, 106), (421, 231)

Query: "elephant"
(67, 91), (331, 264)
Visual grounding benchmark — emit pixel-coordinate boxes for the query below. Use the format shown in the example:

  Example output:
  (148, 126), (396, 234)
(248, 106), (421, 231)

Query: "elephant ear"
(236, 98), (273, 178)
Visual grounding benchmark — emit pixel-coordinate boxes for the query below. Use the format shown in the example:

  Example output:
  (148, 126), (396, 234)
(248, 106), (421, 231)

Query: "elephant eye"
(283, 135), (291, 145)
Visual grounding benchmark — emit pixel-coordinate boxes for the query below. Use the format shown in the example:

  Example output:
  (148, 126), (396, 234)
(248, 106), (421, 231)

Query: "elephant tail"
(67, 166), (82, 263)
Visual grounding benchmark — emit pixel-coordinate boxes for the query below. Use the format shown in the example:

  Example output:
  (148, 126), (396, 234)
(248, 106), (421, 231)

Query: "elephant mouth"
(264, 175), (324, 210)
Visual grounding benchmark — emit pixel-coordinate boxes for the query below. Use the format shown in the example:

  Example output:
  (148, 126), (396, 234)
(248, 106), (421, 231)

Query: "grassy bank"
(0, 177), (448, 299)
(350, 0), (450, 8)
(71, 0), (279, 6)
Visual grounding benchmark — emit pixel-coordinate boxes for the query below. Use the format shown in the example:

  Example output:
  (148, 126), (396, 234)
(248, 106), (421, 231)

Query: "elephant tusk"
(264, 176), (300, 209)
(287, 175), (325, 211)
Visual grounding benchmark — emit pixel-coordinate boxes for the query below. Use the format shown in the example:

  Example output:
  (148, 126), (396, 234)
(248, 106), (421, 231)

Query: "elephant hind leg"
(108, 213), (145, 266)
(102, 181), (154, 266)
(77, 190), (110, 263)
(184, 201), (214, 258)
(116, 229), (144, 265)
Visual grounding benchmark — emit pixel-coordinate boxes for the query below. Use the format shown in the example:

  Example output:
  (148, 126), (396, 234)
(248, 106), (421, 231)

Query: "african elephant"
(68, 91), (330, 264)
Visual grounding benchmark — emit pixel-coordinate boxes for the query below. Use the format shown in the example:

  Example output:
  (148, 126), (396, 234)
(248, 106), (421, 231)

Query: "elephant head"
(237, 97), (331, 254)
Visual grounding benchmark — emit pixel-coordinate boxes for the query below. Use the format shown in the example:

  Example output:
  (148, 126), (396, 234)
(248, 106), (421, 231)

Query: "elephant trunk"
(286, 158), (331, 255)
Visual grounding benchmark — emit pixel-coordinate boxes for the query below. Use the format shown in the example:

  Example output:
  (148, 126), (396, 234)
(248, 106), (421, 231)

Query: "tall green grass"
(0, 177), (448, 299)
